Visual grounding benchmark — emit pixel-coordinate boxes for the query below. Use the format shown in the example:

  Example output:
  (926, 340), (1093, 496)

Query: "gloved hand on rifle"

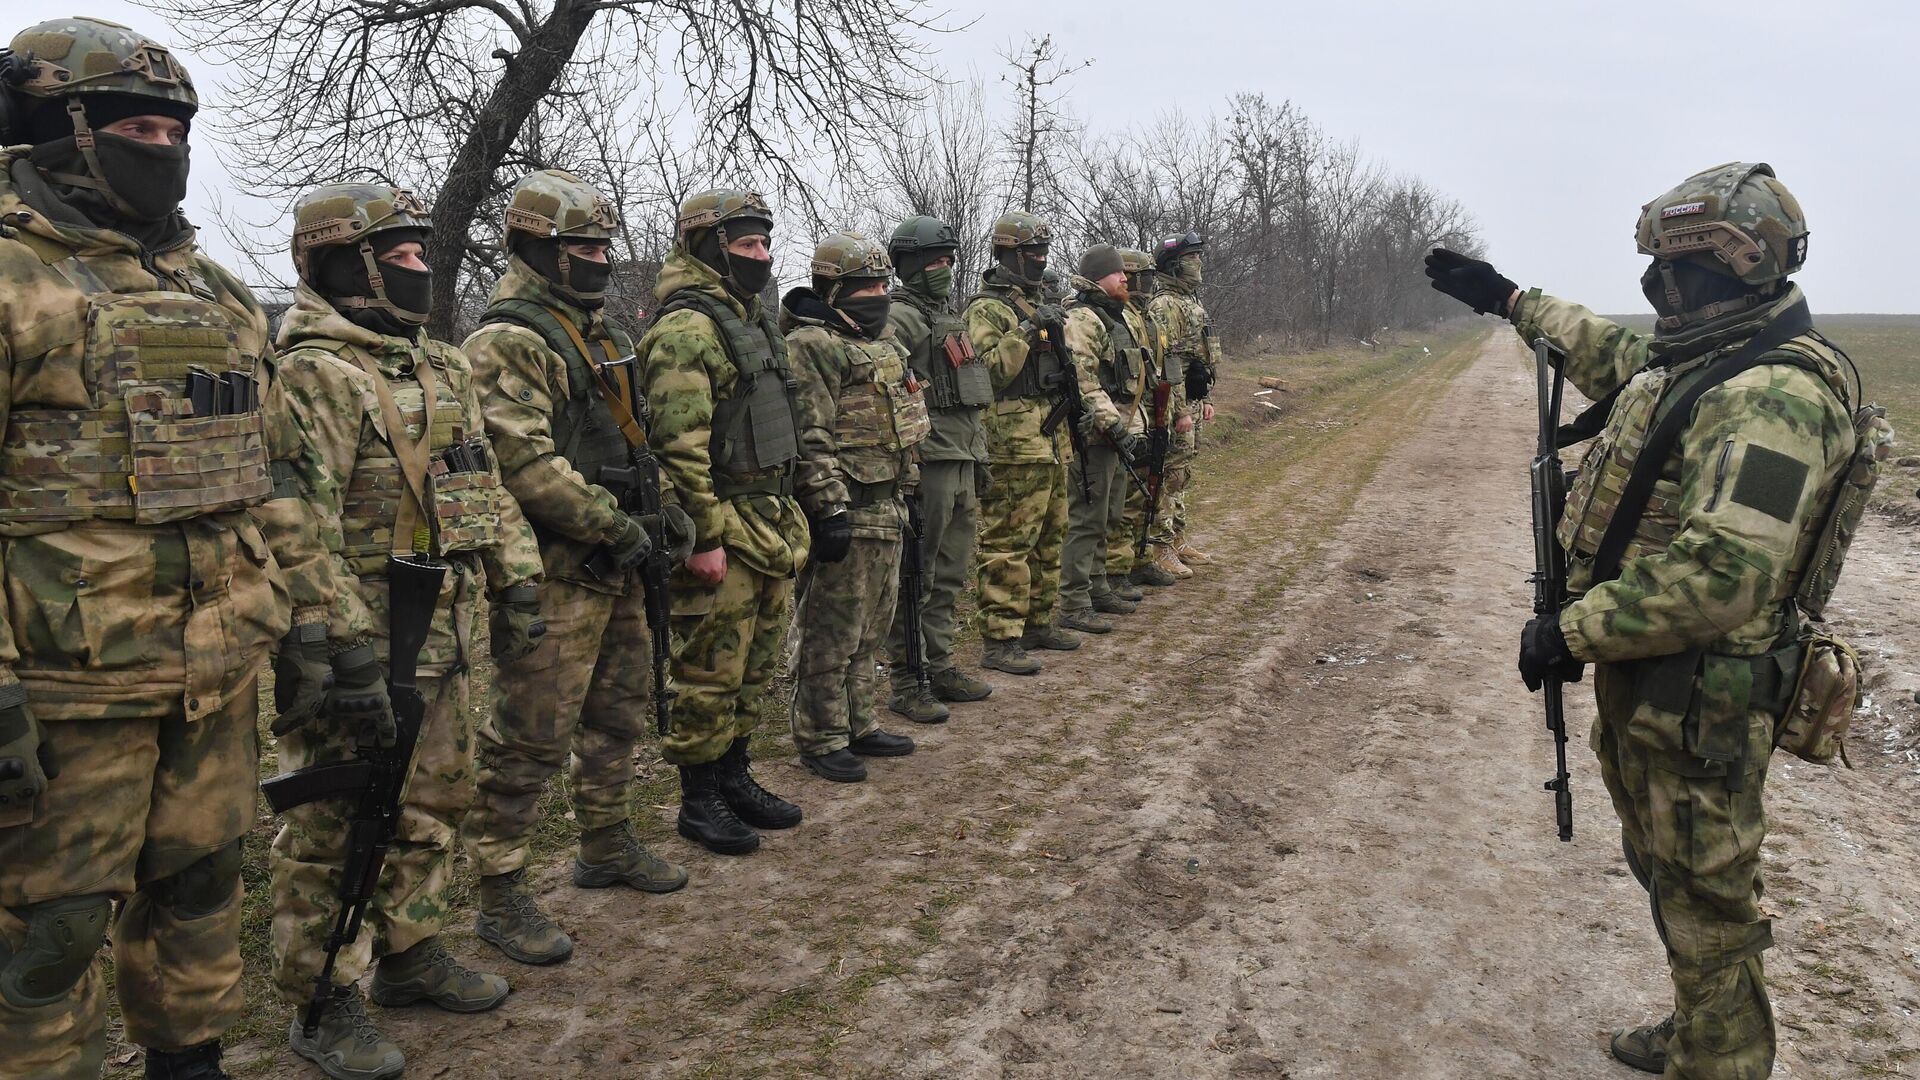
(1107, 422), (1145, 464)
(604, 513), (653, 573)
(1518, 615), (1585, 692)
(810, 507), (853, 564)
(1022, 303), (1068, 344)
(658, 504), (696, 564)
(1184, 362), (1215, 402)
(974, 462), (992, 499)
(0, 683), (57, 821)
(1424, 248), (1519, 317)
(271, 625), (333, 736)
(327, 643), (396, 748)
(490, 584), (547, 663)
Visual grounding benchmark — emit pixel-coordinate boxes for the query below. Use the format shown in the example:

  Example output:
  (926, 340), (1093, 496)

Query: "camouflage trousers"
(792, 530), (902, 755)
(887, 460), (979, 689)
(467, 578), (654, 877)
(270, 672), (472, 1004)
(974, 459), (1068, 642)
(0, 691), (259, 1079)
(1593, 662), (1776, 1080)
(1110, 472), (1146, 577)
(1148, 402), (1199, 546)
(662, 560), (793, 766)
(1061, 442), (1128, 611)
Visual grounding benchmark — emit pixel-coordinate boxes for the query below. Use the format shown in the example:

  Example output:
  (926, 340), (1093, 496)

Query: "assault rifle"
(584, 355), (677, 737)
(1530, 339), (1574, 843)
(1034, 314), (1093, 499)
(898, 493), (931, 697)
(1135, 374), (1174, 559)
(261, 554), (448, 1037)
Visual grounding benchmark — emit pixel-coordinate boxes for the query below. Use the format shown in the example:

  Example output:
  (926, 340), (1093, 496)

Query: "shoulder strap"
(340, 344), (437, 556)
(1589, 301), (1814, 585)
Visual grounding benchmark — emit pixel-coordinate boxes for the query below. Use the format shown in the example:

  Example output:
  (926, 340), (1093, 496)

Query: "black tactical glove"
(1112, 428), (1145, 464)
(327, 643), (396, 748)
(1518, 616), (1585, 692)
(810, 509), (853, 564)
(0, 684), (57, 821)
(271, 625), (334, 736)
(604, 514), (653, 573)
(660, 504), (697, 564)
(1184, 362), (1214, 402)
(1424, 248), (1519, 317)
(974, 462), (992, 499)
(490, 585), (547, 664)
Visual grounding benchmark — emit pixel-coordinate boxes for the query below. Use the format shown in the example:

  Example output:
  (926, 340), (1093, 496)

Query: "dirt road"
(239, 330), (1919, 1079)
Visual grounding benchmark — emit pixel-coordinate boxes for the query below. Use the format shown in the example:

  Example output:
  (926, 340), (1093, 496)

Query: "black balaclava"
(995, 244), (1048, 288)
(517, 236), (612, 309)
(315, 227), (432, 337)
(692, 218), (773, 302)
(25, 92), (194, 247)
(1640, 257), (1759, 325)
(810, 275), (890, 339)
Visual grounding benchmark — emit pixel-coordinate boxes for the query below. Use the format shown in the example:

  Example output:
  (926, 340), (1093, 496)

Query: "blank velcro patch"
(1731, 445), (1809, 522)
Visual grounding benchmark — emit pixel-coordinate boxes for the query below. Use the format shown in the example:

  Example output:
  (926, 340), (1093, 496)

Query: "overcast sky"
(60, 0), (1920, 313)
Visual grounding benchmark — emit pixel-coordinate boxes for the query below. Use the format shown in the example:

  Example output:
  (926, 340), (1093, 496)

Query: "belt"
(712, 469), (793, 500)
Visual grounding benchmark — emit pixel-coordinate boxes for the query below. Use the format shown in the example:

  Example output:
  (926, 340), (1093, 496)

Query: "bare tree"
(998, 35), (1089, 221)
(863, 78), (1003, 298)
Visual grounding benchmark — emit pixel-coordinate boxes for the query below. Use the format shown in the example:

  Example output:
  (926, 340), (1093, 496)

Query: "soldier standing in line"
(1055, 244), (1147, 635)
(265, 183), (545, 1080)
(783, 232), (929, 781)
(0, 19), (292, 1079)
(964, 211), (1080, 675)
(1107, 247), (1163, 597)
(882, 216), (995, 724)
(1142, 231), (1218, 584)
(635, 189), (809, 856)
(461, 170), (692, 969)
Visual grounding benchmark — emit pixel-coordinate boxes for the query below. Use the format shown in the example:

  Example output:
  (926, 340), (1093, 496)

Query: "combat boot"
(1173, 531), (1212, 565)
(802, 747), (868, 782)
(575, 822), (691, 892)
(930, 666), (993, 702)
(1056, 608), (1114, 634)
(850, 730), (915, 756)
(1021, 623), (1082, 651)
(1151, 543), (1193, 580)
(677, 762), (761, 855)
(369, 938), (509, 1013)
(888, 686), (951, 724)
(289, 985), (405, 1080)
(1609, 1016), (1673, 1074)
(476, 869), (573, 965)
(714, 737), (804, 829)
(981, 640), (1042, 675)
(144, 1041), (228, 1080)
(1129, 561), (1177, 588)
(1091, 591), (1138, 615)
(1109, 581), (1146, 602)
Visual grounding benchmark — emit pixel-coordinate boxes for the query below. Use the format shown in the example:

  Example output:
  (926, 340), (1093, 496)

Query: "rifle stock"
(1530, 339), (1574, 842)
(1136, 377), (1173, 558)
(900, 494), (930, 695)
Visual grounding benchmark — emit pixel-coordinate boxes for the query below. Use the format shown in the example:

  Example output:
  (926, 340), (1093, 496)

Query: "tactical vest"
(833, 333), (932, 456)
(1075, 298), (1146, 405)
(480, 298), (634, 489)
(300, 340), (504, 578)
(1558, 340), (1833, 598)
(0, 256), (271, 524)
(652, 288), (799, 497)
(971, 284), (1062, 401)
(1150, 290), (1214, 384)
(897, 295), (992, 411)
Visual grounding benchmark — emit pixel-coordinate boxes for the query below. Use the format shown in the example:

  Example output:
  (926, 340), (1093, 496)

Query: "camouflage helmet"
(1040, 265), (1069, 302)
(1635, 161), (1808, 287)
(1120, 247), (1155, 299)
(989, 210), (1051, 251)
(504, 169), (621, 243)
(290, 183), (433, 322)
(888, 215), (958, 260)
(1154, 229), (1204, 270)
(676, 187), (773, 245)
(4, 17), (196, 112)
(811, 231), (893, 282)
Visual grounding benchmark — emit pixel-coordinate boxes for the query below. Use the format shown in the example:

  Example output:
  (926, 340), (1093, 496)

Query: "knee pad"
(144, 839), (242, 920)
(0, 894), (112, 1009)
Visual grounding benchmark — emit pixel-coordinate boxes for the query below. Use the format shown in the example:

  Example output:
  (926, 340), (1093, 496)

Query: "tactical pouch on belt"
(427, 436), (506, 553)
(1777, 624), (1859, 765)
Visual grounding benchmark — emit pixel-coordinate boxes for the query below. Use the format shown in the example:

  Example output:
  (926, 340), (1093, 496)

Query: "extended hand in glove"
(271, 626), (333, 736)
(1518, 616), (1585, 692)
(1424, 248), (1519, 317)
(605, 514), (653, 573)
(810, 509), (853, 564)
(491, 585), (547, 663)
(660, 504), (696, 564)
(327, 644), (396, 748)
(1111, 428), (1145, 464)
(0, 685), (57, 821)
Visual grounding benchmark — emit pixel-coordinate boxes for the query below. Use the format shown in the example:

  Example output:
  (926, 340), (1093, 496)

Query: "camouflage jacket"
(1148, 274), (1219, 382)
(888, 286), (986, 463)
(263, 287), (541, 671)
(964, 267), (1066, 466)
(465, 256), (651, 595)
(635, 249), (808, 577)
(1062, 282), (1135, 440)
(1515, 287), (1855, 663)
(0, 150), (291, 720)
(1122, 299), (1162, 435)
(781, 288), (925, 540)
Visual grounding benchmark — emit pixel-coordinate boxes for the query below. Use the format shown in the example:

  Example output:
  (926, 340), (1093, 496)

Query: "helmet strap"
(44, 99), (142, 219)
(333, 240), (429, 324)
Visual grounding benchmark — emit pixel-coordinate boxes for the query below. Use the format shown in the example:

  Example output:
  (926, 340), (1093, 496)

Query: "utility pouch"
(1777, 623), (1860, 766)
(426, 436), (504, 554)
(943, 331), (993, 408)
(1687, 654), (1752, 767)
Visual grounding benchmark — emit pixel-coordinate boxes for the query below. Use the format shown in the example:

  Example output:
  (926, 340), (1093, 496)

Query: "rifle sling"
(541, 304), (650, 451)
(349, 348), (436, 556)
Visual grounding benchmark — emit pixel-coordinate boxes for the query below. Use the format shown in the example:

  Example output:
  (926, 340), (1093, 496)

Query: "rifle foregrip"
(261, 760), (375, 815)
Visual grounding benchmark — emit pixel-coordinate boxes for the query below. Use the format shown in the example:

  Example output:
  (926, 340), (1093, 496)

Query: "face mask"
(27, 134), (189, 226)
(728, 255), (774, 300)
(378, 262), (433, 325)
(1178, 253), (1204, 287)
(523, 240), (612, 308)
(1128, 273), (1153, 300)
(913, 266), (953, 302)
(836, 293), (891, 339)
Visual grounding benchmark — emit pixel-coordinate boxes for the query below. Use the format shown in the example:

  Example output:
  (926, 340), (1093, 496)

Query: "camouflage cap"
(291, 183), (432, 278)
(990, 210), (1051, 250)
(888, 215), (958, 259)
(1635, 161), (1808, 286)
(677, 187), (772, 243)
(504, 169), (620, 242)
(6, 17), (195, 110)
(811, 231), (893, 281)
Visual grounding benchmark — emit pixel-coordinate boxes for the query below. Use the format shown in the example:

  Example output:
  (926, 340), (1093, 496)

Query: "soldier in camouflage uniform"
(1429, 163), (1858, 1079)
(882, 216), (995, 723)
(461, 170), (691, 969)
(262, 183), (545, 1080)
(0, 20), (292, 1080)
(1142, 231), (1218, 584)
(784, 232), (929, 781)
(1056, 245), (1148, 634)
(964, 211), (1079, 675)
(635, 189), (808, 856)
(1107, 248), (1163, 594)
